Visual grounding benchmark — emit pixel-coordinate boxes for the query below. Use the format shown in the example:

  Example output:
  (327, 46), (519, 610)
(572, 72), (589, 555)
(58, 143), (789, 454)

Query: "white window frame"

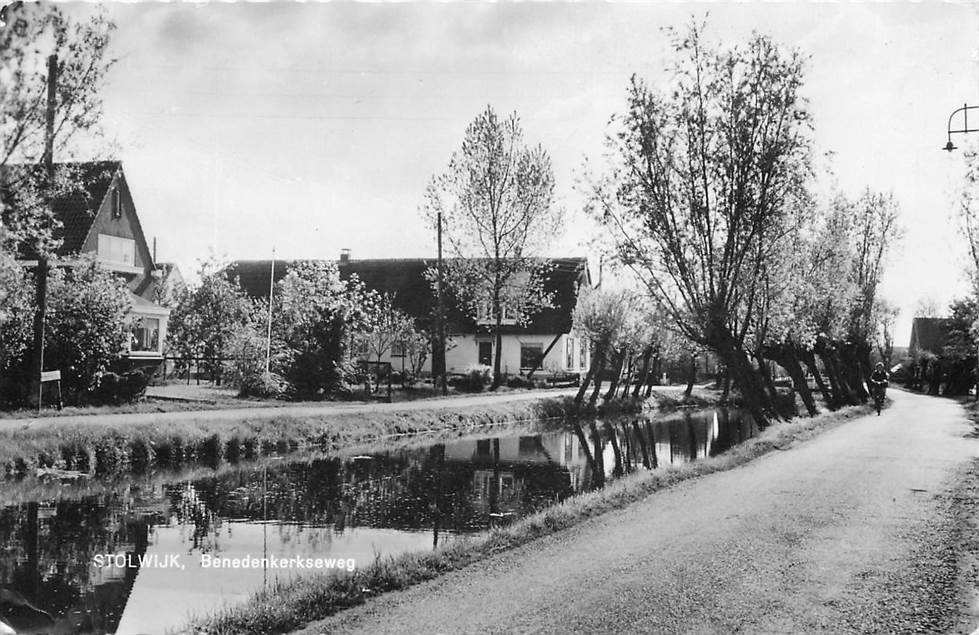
(131, 316), (161, 353)
(97, 234), (136, 267)
(476, 300), (517, 326)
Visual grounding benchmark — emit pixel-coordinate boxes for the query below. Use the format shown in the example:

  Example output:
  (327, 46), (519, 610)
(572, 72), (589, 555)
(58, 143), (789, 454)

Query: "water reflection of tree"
(0, 493), (154, 633)
(584, 410), (752, 474)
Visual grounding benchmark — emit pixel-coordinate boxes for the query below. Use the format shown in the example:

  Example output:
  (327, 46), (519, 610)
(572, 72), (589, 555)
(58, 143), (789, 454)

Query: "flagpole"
(265, 248), (275, 374)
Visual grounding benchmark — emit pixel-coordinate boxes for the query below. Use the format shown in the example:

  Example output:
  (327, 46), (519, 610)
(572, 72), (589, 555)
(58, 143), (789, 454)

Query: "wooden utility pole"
(437, 210), (447, 395)
(32, 54), (57, 412)
(265, 248), (275, 374)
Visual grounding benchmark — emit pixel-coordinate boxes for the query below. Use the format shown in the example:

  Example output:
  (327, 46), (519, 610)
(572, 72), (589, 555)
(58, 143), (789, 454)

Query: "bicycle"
(869, 379), (887, 415)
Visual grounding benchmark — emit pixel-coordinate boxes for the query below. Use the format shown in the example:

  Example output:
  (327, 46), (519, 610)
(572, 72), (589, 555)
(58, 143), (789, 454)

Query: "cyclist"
(869, 362), (889, 415)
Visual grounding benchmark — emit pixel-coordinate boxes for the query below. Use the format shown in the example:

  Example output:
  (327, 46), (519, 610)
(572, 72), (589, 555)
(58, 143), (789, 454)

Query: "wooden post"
(437, 210), (447, 395)
(266, 250), (275, 374)
(32, 55), (58, 413)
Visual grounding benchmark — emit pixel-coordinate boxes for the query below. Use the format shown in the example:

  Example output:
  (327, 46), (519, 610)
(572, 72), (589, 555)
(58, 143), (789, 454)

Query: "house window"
(478, 341), (493, 366)
(391, 340), (405, 357)
(579, 338), (588, 370)
(97, 234), (135, 266)
(351, 336), (369, 359)
(131, 317), (160, 352)
(520, 343), (543, 370)
(477, 301), (516, 325)
(565, 338), (574, 369)
(518, 436), (538, 457)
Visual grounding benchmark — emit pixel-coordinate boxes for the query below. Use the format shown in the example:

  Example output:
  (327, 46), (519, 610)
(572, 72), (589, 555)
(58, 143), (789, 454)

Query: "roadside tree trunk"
(839, 343), (869, 402)
(764, 344), (818, 417)
(798, 348), (833, 406)
(588, 356), (606, 406)
(575, 342), (603, 406)
(491, 293), (504, 389)
(712, 331), (773, 427)
(619, 352), (636, 399)
(684, 353), (697, 398)
(633, 347), (653, 398)
(604, 350), (626, 401)
(755, 351), (779, 405)
(645, 354), (660, 397)
(574, 366), (595, 406)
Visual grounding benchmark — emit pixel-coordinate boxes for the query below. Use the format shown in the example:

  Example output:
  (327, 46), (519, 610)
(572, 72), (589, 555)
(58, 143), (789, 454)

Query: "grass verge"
(190, 402), (872, 635)
(0, 395), (644, 477)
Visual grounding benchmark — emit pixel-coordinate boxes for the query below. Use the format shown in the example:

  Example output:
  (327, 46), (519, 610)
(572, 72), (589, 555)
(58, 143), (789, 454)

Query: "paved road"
(299, 389), (979, 634)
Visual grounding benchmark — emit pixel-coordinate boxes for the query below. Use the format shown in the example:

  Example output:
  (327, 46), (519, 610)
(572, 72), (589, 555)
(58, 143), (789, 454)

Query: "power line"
(124, 111), (456, 122)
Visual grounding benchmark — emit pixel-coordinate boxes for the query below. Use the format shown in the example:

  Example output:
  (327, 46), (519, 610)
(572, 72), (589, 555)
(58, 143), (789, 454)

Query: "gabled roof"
(225, 259), (318, 299)
(227, 257), (590, 335)
(2, 160), (121, 256)
(909, 317), (953, 356)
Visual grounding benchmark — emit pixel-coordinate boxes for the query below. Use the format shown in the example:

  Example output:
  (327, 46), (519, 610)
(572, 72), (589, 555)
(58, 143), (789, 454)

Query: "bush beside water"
(453, 364), (493, 392)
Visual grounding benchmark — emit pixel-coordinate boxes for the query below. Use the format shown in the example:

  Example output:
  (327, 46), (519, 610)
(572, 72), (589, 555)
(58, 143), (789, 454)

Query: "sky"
(56, 1), (979, 344)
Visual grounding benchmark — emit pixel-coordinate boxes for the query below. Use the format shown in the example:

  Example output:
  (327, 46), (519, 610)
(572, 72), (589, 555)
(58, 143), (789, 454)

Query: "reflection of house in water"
(0, 410), (761, 633)
(443, 432), (593, 519)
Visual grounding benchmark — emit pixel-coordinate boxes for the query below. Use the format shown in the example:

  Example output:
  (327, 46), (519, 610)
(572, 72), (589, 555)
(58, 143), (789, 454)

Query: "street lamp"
(944, 103), (979, 401)
(943, 103), (979, 151)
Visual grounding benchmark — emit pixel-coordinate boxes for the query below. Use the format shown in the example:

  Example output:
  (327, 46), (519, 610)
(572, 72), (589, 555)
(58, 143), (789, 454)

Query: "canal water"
(0, 408), (756, 634)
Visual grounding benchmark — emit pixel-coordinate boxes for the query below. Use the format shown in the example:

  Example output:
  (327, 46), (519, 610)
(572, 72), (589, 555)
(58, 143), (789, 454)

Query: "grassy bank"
(1, 412), (592, 505)
(191, 402), (872, 635)
(0, 395), (644, 477)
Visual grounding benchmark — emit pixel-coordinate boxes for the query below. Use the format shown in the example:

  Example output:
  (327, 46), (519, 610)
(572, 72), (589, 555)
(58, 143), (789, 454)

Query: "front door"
(478, 341), (493, 366)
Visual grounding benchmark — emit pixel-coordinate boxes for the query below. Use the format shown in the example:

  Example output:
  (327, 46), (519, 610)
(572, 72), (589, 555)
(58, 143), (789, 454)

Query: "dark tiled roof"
(225, 259), (317, 299)
(2, 161), (121, 256)
(227, 257), (589, 335)
(909, 317), (953, 355)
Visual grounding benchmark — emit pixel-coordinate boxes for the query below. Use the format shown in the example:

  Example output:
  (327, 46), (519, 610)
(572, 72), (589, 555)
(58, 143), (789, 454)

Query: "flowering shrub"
(455, 364), (493, 392)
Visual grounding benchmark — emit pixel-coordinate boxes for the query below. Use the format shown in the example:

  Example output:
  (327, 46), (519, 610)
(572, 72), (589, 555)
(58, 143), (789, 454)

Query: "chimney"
(340, 248), (350, 265)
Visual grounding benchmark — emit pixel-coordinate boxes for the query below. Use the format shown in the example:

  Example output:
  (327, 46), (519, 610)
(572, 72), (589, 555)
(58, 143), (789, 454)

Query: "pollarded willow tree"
(838, 189), (902, 397)
(422, 105), (563, 387)
(0, 2), (115, 254)
(751, 186), (901, 413)
(572, 286), (633, 406)
(587, 24), (812, 425)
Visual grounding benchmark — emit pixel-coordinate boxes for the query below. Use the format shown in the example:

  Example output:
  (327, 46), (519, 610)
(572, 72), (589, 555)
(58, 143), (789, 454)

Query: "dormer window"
(97, 234), (135, 266)
(111, 188), (122, 219)
(476, 301), (517, 325)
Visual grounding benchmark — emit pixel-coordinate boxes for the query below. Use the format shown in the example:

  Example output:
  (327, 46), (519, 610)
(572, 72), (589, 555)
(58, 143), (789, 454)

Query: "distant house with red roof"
(226, 252), (591, 378)
(4, 161), (171, 365)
